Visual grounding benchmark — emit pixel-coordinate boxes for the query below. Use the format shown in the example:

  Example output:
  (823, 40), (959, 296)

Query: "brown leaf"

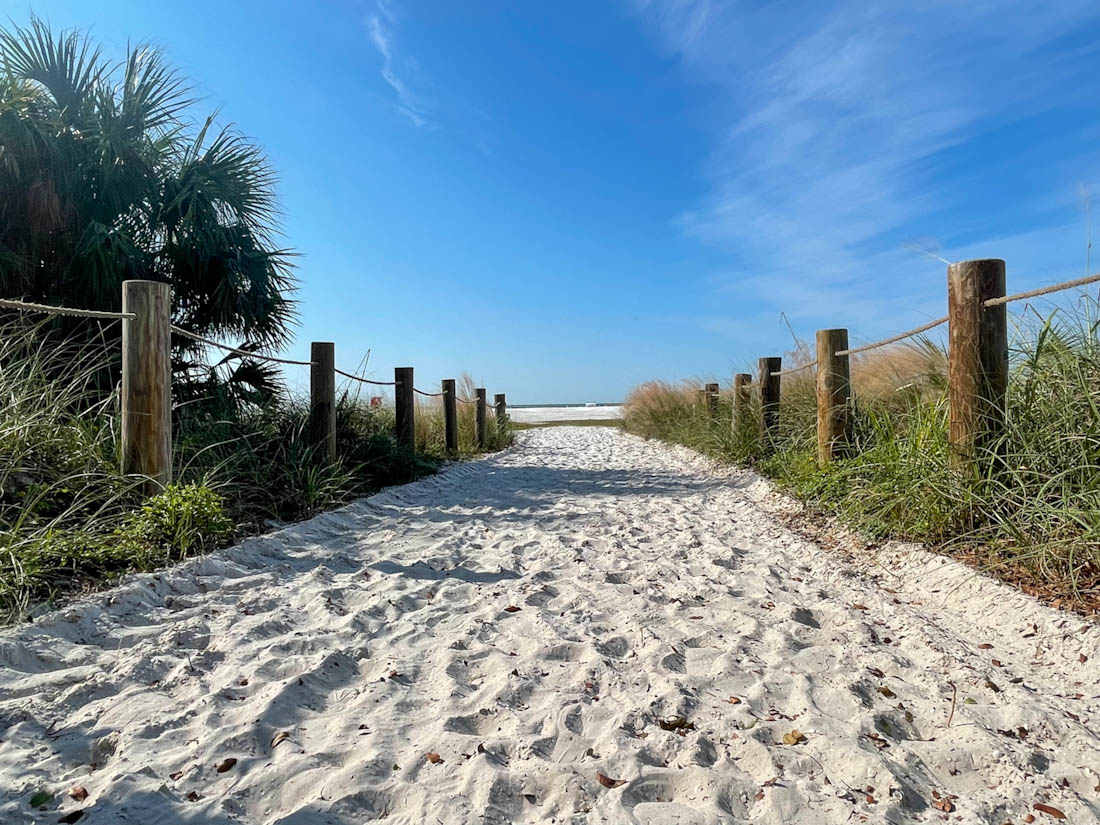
(596, 772), (626, 788)
(931, 795), (954, 813)
(215, 758), (237, 773)
(867, 667), (885, 678)
(169, 771), (183, 781)
(754, 789), (765, 800)
(864, 732), (890, 750)
(1032, 803), (1067, 820)
(1080, 654), (1088, 664)
(425, 752), (442, 764)
(658, 716), (695, 732)
(728, 696), (742, 704)
(67, 787), (88, 803)
(504, 606), (521, 613)
(58, 813), (85, 824)
(852, 603), (868, 611)
(977, 643), (993, 649)
(991, 659), (1002, 667)
(877, 685), (896, 699)
(186, 791), (201, 802)
(865, 794), (876, 804)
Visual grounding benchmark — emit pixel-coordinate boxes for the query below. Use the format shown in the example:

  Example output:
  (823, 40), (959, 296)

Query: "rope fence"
(171, 326), (316, 367)
(702, 260), (1100, 470)
(1, 283), (509, 477)
(835, 315), (949, 358)
(335, 367), (396, 386)
(760, 268), (1100, 378)
(0, 298), (134, 321)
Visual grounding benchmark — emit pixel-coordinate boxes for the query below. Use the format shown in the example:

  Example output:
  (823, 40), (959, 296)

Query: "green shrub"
(117, 483), (233, 563)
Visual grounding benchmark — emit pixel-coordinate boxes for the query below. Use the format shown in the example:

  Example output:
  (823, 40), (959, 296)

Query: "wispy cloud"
(367, 1), (430, 127)
(629, 1), (1100, 336)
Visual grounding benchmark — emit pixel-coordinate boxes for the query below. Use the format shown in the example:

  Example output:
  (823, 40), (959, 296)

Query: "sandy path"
(1, 427), (1097, 824)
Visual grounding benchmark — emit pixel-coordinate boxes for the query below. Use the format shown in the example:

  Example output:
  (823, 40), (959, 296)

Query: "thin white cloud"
(629, 0), (1100, 335)
(367, 2), (429, 127)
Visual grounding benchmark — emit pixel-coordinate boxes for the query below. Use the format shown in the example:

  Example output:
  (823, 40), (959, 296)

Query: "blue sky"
(8, 1), (1100, 403)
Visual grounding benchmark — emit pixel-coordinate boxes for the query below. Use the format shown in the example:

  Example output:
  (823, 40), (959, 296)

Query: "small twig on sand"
(946, 682), (957, 728)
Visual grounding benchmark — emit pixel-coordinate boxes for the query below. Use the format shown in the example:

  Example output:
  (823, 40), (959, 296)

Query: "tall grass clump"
(624, 301), (1100, 603)
(0, 319), (510, 621)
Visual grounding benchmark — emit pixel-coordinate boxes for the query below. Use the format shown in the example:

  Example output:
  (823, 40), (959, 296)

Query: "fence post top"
(949, 258), (1005, 269)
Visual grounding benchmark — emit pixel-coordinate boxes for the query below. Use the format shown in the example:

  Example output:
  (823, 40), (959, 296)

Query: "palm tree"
(0, 17), (296, 362)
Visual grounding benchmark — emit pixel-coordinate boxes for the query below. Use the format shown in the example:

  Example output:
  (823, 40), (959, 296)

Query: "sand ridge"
(0, 427), (1097, 824)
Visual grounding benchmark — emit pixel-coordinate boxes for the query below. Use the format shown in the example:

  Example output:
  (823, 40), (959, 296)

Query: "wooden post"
(816, 329), (852, 465)
(395, 367), (415, 451)
(758, 357), (782, 447)
(494, 393), (507, 430)
(121, 280), (172, 491)
(704, 382), (719, 417)
(309, 342), (336, 461)
(948, 259), (1007, 470)
(732, 373), (751, 433)
(443, 379), (458, 453)
(475, 388), (487, 449)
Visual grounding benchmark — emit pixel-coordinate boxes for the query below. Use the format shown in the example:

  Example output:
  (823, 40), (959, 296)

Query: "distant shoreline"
(510, 403), (622, 409)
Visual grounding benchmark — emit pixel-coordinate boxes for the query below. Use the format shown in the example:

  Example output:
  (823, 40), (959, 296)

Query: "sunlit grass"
(624, 301), (1100, 603)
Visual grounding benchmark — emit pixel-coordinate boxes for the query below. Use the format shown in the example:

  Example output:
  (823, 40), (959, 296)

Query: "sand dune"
(0, 427), (1097, 824)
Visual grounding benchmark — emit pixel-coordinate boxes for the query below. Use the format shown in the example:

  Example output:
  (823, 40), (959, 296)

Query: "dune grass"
(0, 320), (510, 621)
(624, 300), (1100, 607)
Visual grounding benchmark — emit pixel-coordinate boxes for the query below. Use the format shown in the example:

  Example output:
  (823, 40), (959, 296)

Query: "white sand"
(1, 427), (1097, 824)
(509, 405), (622, 423)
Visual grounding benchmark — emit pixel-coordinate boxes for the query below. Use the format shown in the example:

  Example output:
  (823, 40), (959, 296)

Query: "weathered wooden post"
(705, 382), (719, 417)
(443, 379), (458, 453)
(758, 357), (782, 447)
(395, 367), (415, 451)
(732, 374), (751, 420)
(816, 329), (852, 465)
(732, 373), (751, 435)
(309, 342), (336, 461)
(121, 280), (172, 491)
(494, 393), (508, 431)
(948, 259), (1007, 470)
(475, 388), (488, 449)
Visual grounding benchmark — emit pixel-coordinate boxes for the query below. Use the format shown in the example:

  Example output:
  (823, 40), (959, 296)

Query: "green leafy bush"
(117, 483), (233, 562)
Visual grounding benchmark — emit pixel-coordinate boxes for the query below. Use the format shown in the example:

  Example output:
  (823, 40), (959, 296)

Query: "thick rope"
(413, 388), (445, 397)
(984, 270), (1100, 308)
(0, 298), (134, 320)
(334, 367), (396, 386)
(171, 326), (315, 366)
(771, 362), (816, 378)
(836, 315), (949, 357)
